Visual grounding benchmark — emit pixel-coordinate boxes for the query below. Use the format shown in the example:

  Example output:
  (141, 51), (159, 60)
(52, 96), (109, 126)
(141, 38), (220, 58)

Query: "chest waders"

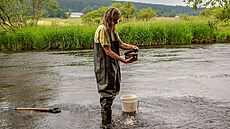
(94, 33), (121, 127)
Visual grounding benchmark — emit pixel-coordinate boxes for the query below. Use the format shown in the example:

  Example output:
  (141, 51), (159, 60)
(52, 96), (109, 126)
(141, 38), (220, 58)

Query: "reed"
(215, 26), (230, 43)
(0, 20), (227, 52)
(117, 21), (214, 46)
(0, 25), (96, 51)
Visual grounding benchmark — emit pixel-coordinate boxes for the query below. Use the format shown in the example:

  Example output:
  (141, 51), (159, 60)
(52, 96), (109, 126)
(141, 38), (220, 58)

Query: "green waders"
(94, 33), (121, 128)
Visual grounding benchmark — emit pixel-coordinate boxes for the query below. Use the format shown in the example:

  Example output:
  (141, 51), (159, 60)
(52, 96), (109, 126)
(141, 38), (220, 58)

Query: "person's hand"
(131, 45), (139, 52)
(124, 57), (135, 63)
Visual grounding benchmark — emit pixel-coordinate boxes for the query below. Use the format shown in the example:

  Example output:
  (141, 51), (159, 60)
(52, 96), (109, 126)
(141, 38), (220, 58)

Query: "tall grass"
(0, 25), (96, 51)
(117, 20), (214, 46)
(1, 20), (228, 52)
(215, 26), (230, 42)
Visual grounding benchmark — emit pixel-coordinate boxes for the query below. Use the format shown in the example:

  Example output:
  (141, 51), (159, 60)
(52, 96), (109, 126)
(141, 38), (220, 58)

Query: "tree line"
(56, 0), (203, 17)
(81, 2), (157, 26)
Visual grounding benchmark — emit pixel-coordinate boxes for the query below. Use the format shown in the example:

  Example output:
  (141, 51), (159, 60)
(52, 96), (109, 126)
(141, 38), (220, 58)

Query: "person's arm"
(117, 34), (139, 51)
(100, 28), (134, 63)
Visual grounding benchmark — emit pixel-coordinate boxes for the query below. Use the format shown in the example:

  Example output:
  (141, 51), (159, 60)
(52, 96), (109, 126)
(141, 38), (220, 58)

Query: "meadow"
(0, 17), (229, 52)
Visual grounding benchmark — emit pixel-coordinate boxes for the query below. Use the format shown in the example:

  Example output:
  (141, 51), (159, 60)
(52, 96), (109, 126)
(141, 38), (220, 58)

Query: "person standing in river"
(93, 7), (139, 129)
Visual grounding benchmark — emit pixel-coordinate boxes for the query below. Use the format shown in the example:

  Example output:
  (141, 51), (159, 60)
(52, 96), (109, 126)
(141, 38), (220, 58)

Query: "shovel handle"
(16, 108), (49, 110)
(15, 107), (61, 113)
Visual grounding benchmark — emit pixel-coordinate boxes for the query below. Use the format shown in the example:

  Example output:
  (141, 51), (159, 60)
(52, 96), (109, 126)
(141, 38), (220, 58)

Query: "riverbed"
(0, 43), (230, 129)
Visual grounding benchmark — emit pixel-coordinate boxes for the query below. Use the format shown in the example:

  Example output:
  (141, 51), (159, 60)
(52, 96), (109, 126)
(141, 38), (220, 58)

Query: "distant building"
(69, 12), (84, 18)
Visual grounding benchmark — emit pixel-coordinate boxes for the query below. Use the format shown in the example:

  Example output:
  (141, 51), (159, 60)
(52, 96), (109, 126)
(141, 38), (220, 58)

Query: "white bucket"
(120, 94), (137, 113)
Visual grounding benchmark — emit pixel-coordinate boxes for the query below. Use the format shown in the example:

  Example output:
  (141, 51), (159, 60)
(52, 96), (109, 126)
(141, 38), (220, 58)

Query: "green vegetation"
(82, 2), (139, 25)
(82, 7), (108, 26)
(136, 7), (156, 21)
(56, 0), (202, 16)
(185, 0), (230, 22)
(0, 0), (229, 52)
(0, 25), (96, 51)
(117, 20), (216, 46)
(0, 0), (61, 32)
(1, 19), (229, 52)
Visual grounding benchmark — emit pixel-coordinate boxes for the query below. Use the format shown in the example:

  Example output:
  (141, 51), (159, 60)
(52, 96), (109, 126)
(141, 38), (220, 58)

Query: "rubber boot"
(101, 110), (112, 129)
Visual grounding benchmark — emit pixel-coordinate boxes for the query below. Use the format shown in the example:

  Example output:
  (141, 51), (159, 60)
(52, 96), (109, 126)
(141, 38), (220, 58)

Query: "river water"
(0, 43), (230, 129)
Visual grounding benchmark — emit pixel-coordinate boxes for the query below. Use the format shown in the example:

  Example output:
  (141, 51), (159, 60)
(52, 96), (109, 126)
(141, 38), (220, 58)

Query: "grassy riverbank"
(0, 18), (229, 52)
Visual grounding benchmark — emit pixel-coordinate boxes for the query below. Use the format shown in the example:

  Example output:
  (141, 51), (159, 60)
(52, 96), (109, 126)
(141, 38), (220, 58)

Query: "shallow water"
(0, 44), (230, 129)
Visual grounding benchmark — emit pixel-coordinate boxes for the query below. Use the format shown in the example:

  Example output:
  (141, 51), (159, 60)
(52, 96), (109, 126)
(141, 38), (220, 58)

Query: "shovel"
(1, 107), (61, 113)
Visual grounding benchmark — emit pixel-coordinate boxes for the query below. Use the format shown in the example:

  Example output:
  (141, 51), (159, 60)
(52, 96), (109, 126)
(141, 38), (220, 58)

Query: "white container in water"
(120, 94), (137, 113)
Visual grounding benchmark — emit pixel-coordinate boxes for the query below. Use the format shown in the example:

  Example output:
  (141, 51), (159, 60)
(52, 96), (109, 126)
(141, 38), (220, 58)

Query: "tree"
(184, 0), (230, 22)
(81, 2), (137, 25)
(110, 2), (123, 9)
(0, 0), (58, 32)
(110, 2), (137, 21)
(81, 7), (108, 26)
(30, 0), (58, 25)
(136, 7), (156, 21)
(199, 6), (220, 18)
(120, 2), (136, 21)
(217, 4), (230, 22)
(168, 10), (176, 17)
(184, 0), (229, 9)
(82, 5), (93, 15)
(155, 10), (165, 17)
(44, 8), (68, 18)
(0, 0), (29, 32)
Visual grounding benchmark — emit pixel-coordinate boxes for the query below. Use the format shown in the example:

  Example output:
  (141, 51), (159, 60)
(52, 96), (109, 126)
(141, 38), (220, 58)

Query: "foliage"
(44, 8), (68, 19)
(179, 14), (190, 21)
(120, 2), (136, 21)
(30, 0), (59, 24)
(184, 0), (229, 8)
(215, 25), (230, 42)
(81, 2), (136, 25)
(0, 0), (58, 32)
(82, 6), (94, 15)
(184, 0), (230, 22)
(217, 4), (230, 22)
(81, 7), (108, 26)
(0, 25), (96, 51)
(168, 11), (177, 17)
(56, 0), (203, 17)
(199, 7), (221, 18)
(110, 2), (123, 9)
(0, 0), (30, 32)
(117, 21), (214, 45)
(2, 20), (227, 52)
(136, 7), (156, 21)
